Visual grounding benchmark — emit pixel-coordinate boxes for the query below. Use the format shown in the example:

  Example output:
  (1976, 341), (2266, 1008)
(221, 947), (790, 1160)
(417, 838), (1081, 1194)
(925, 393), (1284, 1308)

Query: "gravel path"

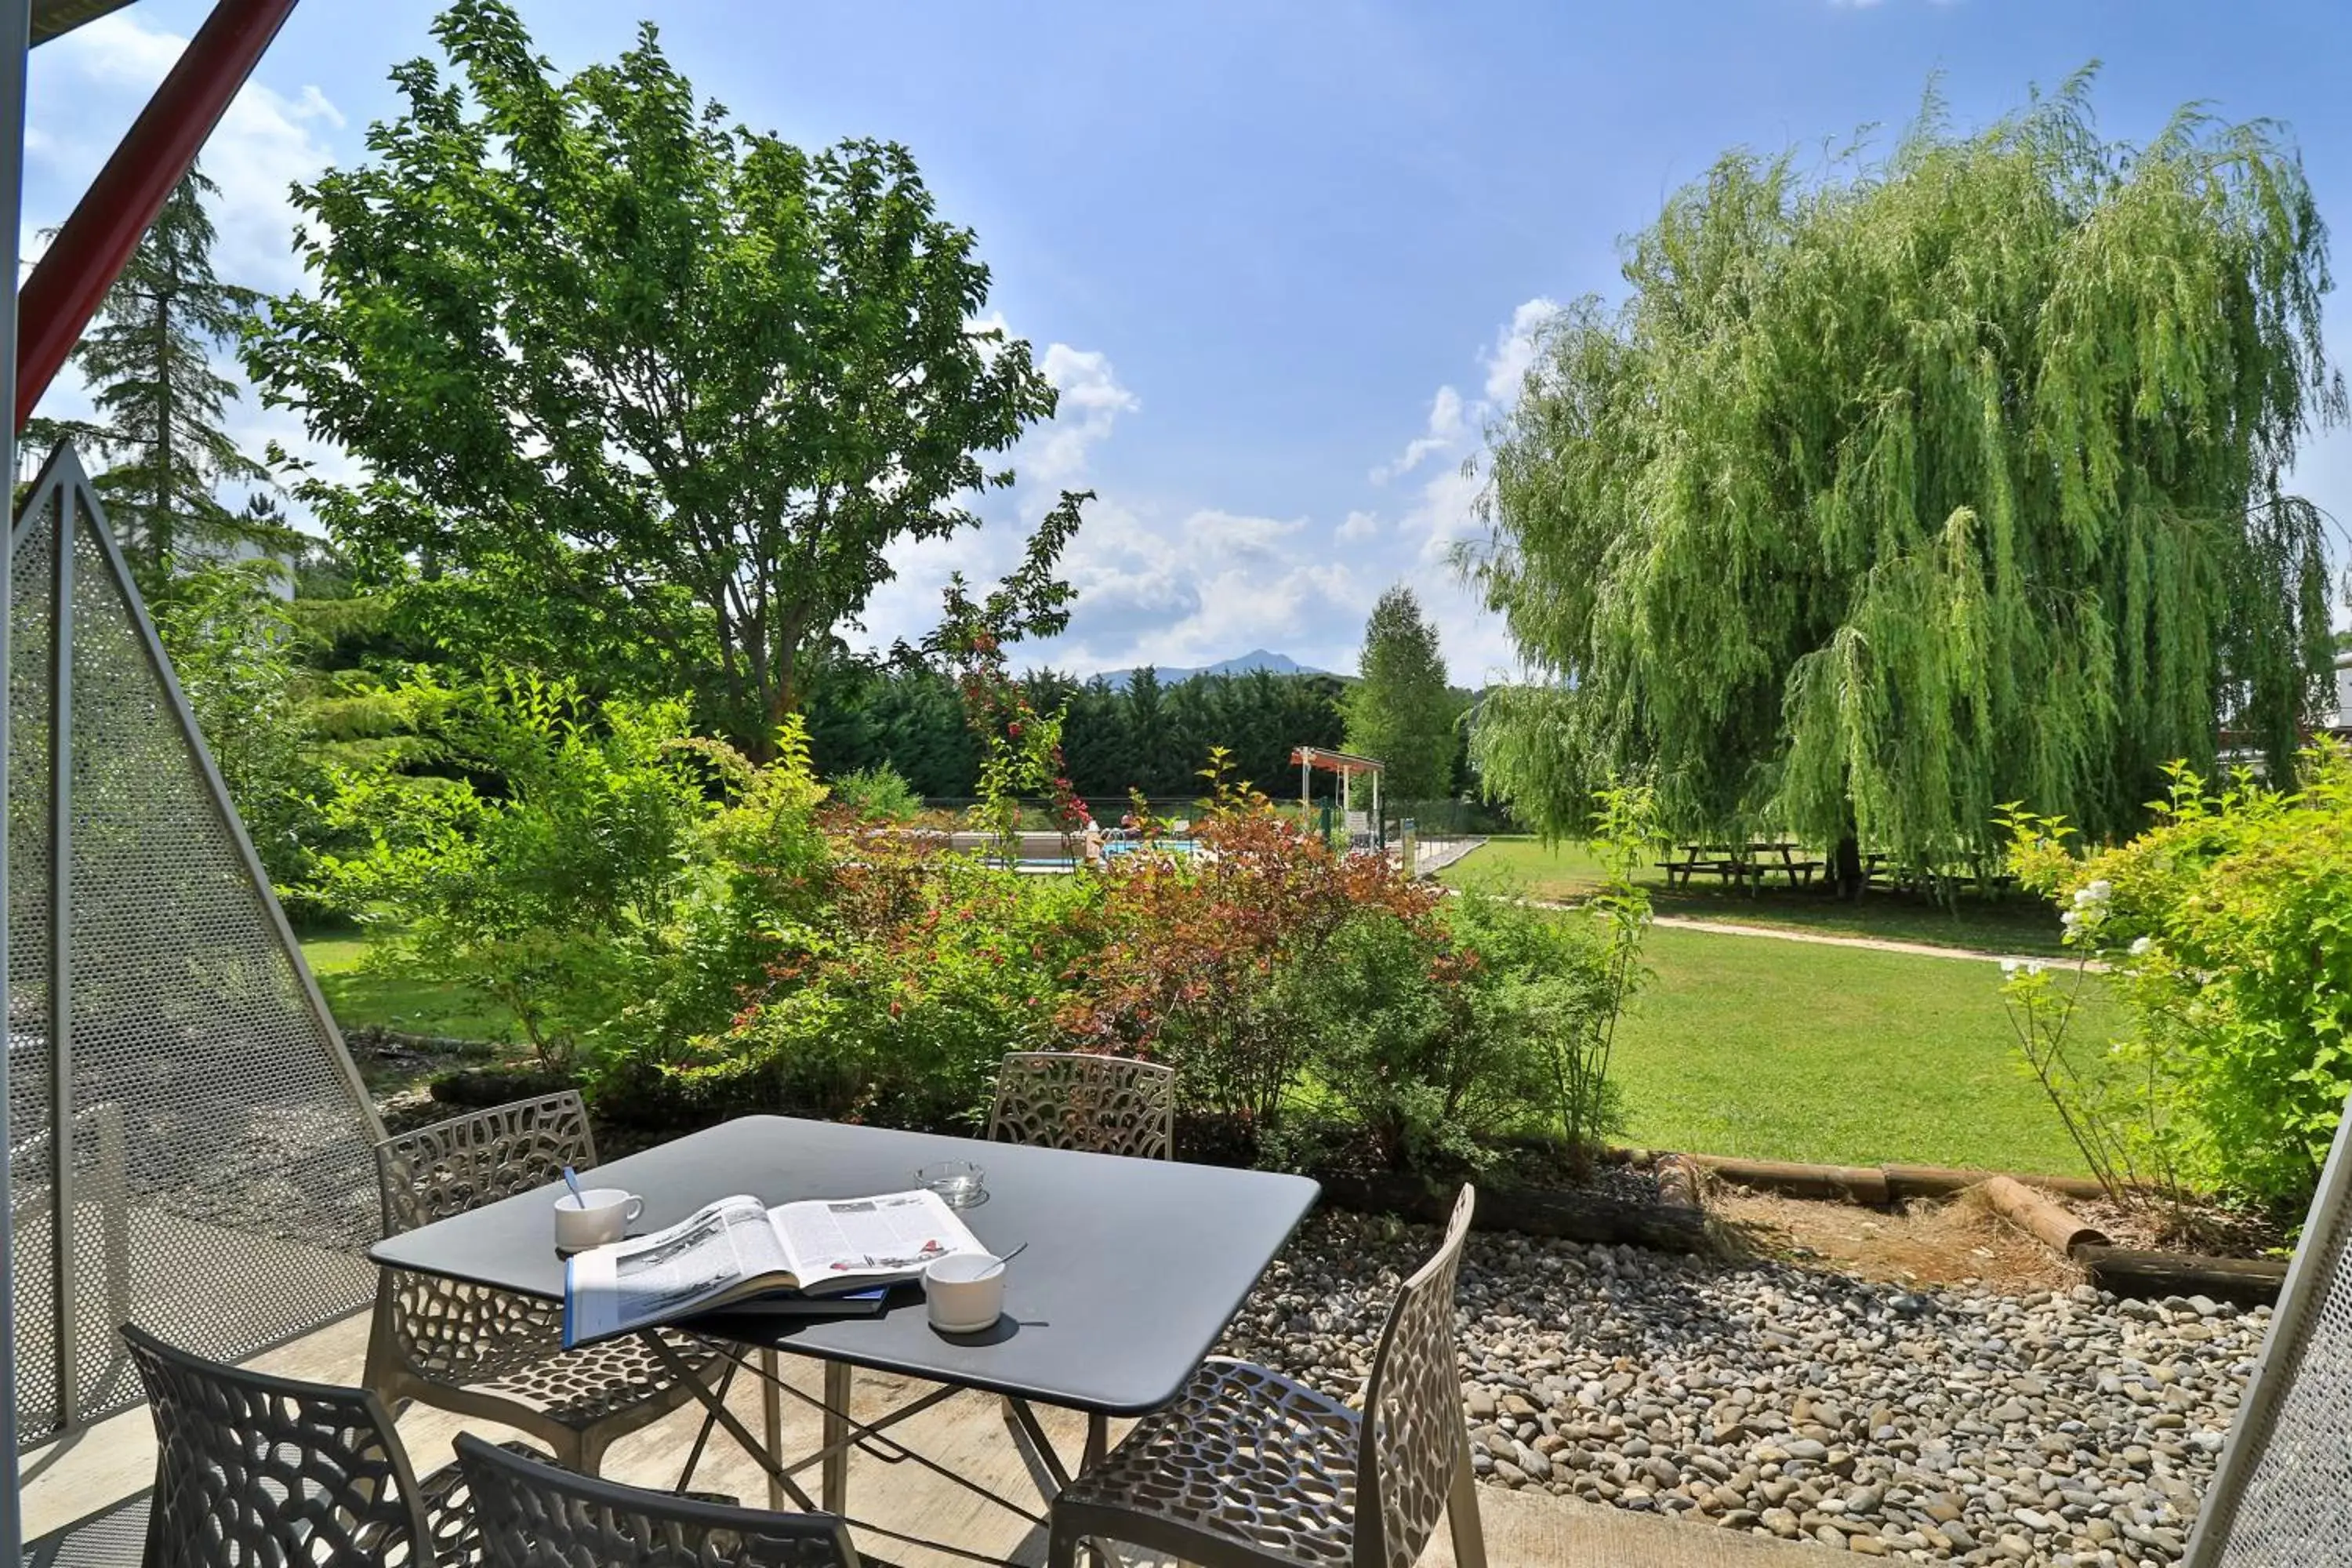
(1219, 1212), (2264, 1567)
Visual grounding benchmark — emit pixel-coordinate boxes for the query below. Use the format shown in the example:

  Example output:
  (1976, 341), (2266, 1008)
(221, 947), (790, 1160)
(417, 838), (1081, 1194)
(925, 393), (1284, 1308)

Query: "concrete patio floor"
(22, 1311), (1842, 1566)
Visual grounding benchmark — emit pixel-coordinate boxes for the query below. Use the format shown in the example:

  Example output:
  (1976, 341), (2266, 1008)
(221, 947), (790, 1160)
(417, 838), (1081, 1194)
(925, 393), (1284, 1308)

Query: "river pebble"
(1216, 1211), (2265, 1566)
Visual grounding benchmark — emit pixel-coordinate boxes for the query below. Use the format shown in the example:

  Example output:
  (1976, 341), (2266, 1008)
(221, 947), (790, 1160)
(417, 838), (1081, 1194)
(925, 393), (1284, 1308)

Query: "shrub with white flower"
(1998, 744), (2352, 1210)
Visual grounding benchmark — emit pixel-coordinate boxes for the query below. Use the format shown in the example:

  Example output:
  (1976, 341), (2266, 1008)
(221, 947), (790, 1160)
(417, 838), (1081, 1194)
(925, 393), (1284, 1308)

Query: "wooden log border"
(1318, 1170), (1710, 1254)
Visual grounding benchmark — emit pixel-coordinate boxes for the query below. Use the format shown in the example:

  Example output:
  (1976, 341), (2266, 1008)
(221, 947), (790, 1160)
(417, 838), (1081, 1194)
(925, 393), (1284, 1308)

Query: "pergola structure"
(1290, 744), (1383, 844)
(0, 2), (307, 1558)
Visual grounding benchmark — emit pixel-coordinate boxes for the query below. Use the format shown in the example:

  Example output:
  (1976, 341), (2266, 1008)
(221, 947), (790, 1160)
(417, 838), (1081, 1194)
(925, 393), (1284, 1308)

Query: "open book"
(563, 1189), (986, 1347)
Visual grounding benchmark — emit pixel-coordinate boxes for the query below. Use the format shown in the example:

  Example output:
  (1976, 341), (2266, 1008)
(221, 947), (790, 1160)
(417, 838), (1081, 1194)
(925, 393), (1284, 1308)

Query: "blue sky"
(23, 0), (2352, 682)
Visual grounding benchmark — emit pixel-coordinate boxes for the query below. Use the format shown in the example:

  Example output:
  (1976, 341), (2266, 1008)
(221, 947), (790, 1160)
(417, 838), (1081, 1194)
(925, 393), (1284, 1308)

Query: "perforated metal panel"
(2185, 1092), (2352, 1566)
(6, 449), (384, 1447)
(8, 499), (56, 1439)
(18, 1493), (147, 1568)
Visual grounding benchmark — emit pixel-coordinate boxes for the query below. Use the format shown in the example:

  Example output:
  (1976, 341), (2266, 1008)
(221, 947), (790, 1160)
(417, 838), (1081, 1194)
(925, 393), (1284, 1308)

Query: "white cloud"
(1040, 497), (1362, 673)
(1370, 383), (1465, 483)
(1025, 342), (1139, 488)
(1400, 457), (1489, 565)
(1481, 297), (1559, 405)
(1380, 296), (1560, 568)
(864, 297), (1560, 682)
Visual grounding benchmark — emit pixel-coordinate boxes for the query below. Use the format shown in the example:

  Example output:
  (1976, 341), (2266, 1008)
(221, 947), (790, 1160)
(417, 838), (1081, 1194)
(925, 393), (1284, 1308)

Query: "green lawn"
(302, 935), (514, 1044)
(1610, 924), (2107, 1176)
(1444, 836), (2071, 956)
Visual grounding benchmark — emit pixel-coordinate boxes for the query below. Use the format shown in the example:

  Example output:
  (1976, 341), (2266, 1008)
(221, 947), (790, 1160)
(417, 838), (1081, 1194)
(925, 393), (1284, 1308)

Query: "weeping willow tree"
(1465, 74), (2343, 889)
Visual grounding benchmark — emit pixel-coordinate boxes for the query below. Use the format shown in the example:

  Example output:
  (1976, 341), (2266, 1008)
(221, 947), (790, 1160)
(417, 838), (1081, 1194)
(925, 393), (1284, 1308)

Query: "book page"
(564, 1196), (789, 1345)
(771, 1189), (984, 1287)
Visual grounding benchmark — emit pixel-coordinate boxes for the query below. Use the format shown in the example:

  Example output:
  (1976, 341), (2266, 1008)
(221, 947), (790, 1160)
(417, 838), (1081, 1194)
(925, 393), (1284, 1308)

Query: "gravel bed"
(1218, 1211), (2267, 1566)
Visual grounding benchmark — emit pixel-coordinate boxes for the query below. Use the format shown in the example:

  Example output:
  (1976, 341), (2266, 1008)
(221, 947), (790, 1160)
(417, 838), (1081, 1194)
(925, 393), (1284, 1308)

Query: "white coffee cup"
(924, 1253), (1007, 1333)
(553, 1188), (643, 1251)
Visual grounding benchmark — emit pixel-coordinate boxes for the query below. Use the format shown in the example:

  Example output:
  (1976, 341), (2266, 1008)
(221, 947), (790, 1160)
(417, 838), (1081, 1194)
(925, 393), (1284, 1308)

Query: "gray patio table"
(368, 1113), (1320, 1563)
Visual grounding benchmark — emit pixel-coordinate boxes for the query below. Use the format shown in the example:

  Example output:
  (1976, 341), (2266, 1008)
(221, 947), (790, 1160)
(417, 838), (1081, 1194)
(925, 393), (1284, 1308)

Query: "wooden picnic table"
(1655, 840), (1825, 892)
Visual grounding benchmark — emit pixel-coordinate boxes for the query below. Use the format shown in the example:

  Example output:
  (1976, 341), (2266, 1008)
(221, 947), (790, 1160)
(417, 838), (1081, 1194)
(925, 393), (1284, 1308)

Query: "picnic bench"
(1655, 841), (1825, 892)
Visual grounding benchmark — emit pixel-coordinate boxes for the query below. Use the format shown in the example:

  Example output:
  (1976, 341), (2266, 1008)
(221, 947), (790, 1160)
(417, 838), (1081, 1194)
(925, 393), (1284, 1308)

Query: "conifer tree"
(30, 163), (278, 580)
(1344, 586), (1457, 801)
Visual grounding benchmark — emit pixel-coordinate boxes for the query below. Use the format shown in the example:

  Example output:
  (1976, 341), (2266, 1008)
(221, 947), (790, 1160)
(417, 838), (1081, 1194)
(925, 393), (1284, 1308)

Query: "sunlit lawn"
(1446, 836), (2071, 956)
(1610, 924), (2107, 1176)
(302, 934), (514, 1044)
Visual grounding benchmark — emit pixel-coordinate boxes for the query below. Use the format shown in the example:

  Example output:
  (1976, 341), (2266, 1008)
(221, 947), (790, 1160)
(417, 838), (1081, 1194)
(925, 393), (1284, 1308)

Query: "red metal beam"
(15, 0), (299, 429)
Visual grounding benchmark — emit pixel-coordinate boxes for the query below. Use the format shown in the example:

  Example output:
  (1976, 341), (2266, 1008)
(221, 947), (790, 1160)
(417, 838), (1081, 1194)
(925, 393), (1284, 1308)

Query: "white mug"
(553, 1188), (643, 1251)
(924, 1253), (1007, 1334)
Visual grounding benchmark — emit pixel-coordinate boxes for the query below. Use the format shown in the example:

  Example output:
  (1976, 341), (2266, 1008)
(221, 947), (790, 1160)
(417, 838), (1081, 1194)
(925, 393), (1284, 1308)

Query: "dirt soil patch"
(1706, 1180), (2083, 1294)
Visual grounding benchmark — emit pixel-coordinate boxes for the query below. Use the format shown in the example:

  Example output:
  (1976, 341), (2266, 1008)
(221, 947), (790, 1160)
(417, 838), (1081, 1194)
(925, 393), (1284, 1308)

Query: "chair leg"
(557, 1424), (597, 1477)
(1047, 1513), (1085, 1568)
(1447, 1427), (1489, 1568)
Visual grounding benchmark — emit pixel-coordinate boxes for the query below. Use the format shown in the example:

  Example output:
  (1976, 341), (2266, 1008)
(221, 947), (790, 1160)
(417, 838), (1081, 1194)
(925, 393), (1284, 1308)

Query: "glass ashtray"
(916, 1159), (986, 1208)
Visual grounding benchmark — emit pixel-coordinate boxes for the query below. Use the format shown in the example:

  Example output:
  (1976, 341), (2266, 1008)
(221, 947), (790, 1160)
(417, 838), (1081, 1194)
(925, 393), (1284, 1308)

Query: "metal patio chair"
(456, 1431), (897, 1568)
(2185, 1091), (2352, 1566)
(984, 1050), (1178, 1490)
(366, 1091), (723, 1475)
(1046, 1185), (1487, 1568)
(123, 1322), (485, 1568)
(986, 1051), (1176, 1162)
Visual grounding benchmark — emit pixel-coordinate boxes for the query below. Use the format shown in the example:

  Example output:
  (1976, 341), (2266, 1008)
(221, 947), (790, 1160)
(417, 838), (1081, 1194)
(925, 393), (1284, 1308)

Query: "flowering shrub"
(1057, 757), (1650, 1172)
(1057, 758), (1445, 1131)
(2003, 742), (2352, 1210)
(666, 833), (1101, 1127)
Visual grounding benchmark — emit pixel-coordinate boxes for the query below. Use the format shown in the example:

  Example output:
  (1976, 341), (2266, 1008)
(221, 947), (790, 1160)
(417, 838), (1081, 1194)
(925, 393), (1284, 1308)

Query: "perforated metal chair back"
(1043, 1183), (1484, 1568)
(985, 1051), (1175, 1161)
(457, 1432), (869, 1568)
(376, 1091), (597, 1234)
(2185, 1093), (2352, 1566)
(1355, 1184), (1477, 1568)
(123, 1323), (439, 1568)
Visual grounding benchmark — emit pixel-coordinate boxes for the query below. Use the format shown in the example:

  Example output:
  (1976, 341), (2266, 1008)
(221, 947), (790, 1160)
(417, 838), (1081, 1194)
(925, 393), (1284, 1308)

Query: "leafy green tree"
(151, 564), (324, 891)
(28, 165), (277, 581)
(1344, 586), (1457, 801)
(1468, 78), (2343, 888)
(245, 0), (1068, 755)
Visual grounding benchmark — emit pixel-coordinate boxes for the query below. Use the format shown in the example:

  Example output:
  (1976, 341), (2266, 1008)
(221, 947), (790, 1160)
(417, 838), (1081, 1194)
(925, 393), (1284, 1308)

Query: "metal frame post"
(45, 481), (74, 1432)
(0, 0), (28, 1549)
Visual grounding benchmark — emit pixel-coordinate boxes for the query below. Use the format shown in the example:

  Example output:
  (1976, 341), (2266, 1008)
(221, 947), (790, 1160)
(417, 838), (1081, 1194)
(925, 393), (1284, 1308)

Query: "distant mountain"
(1096, 648), (1331, 689)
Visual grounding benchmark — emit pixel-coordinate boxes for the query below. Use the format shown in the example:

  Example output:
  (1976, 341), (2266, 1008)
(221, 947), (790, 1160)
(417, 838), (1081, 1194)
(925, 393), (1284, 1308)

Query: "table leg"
(762, 1348), (784, 1512)
(822, 1359), (851, 1516)
(640, 1335), (818, 1513)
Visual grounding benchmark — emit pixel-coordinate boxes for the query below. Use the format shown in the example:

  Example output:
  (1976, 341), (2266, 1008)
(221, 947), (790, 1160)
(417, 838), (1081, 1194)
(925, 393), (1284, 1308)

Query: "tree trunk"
(1834, 831), (1864, 902)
